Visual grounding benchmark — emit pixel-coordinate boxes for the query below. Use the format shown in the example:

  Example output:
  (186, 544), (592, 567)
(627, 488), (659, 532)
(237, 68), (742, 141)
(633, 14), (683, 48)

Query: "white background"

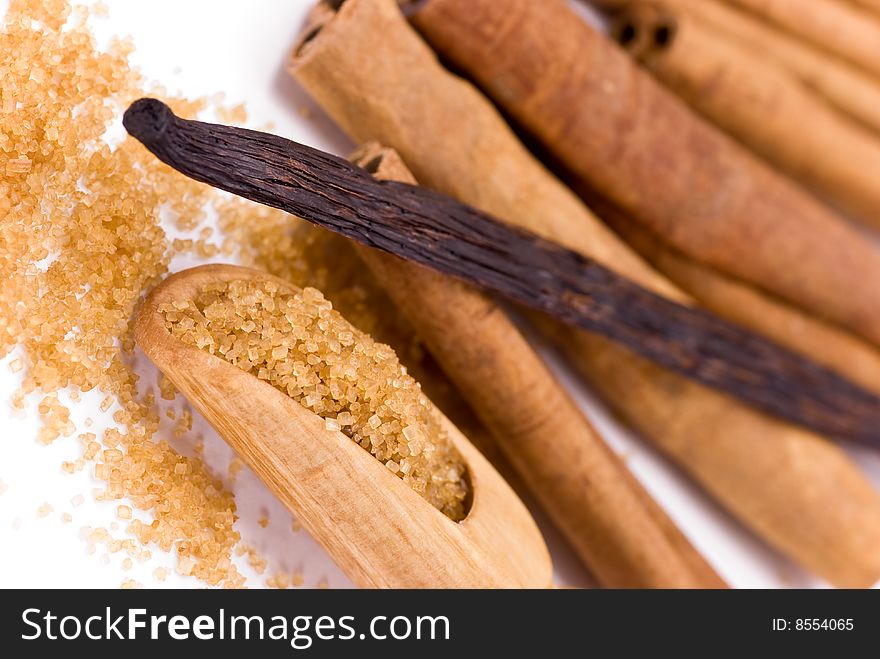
(2, 0), (879, 589)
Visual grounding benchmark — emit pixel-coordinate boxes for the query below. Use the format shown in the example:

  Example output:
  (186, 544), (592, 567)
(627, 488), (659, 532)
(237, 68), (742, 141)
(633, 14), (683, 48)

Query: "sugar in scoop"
(160, 278), (469, 521)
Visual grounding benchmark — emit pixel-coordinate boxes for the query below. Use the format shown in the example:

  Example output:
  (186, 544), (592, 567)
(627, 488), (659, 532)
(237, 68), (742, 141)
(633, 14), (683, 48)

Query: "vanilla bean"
(124, 98), (880, 447)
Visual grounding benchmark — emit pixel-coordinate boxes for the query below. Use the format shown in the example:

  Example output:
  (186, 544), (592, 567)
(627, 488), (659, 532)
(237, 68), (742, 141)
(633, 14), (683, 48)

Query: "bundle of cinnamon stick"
(279, 0), (880, 588)
(599, 0), (880, 226)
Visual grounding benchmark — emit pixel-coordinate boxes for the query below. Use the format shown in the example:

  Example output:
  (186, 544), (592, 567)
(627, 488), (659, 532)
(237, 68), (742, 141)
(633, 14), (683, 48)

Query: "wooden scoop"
(134, 264), (552, 588)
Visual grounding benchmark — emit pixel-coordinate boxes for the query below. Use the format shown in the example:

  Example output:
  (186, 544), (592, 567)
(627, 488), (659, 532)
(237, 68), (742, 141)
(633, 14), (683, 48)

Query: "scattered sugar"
(0, 0), (242, 587)
(218, 102), (247, 125)
(228, 457), (244, 484)
(37, 395), (75, 445)
(236, 543), (268, 575)
(162, 280), (469, 521)
(266, 571), (290, 589)
(37, 503), (54, 518)
(176, 556), (197, 577)
(173, 410), (192, 438)
(158, 375), (177, 401)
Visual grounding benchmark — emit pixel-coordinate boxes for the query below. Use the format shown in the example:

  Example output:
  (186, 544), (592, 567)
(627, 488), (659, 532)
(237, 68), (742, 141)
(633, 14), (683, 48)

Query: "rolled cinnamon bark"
(600, 0), (880, 137)
(614, 4), (880, 227)
(578, 188), (880, 395)
(288, 0), (880, 587)
(412, 0), (880, 349)
(720, 0), (880, 78)
(848, 0), (880, 16)
(351, 142), (723, 588)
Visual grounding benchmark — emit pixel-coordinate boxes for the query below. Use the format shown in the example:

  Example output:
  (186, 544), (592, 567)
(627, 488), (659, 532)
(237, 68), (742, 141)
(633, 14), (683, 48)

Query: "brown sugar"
(161, 279), (469, 521)
(0, 0), (242, 586)
(37, 502), (54, 518)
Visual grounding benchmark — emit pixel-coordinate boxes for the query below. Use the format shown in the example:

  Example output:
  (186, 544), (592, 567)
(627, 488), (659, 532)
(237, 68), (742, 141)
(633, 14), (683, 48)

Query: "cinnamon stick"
(847, 0), (880, 16)
(351, 142), (723, 588)
(614, 4), (880, 228)
(598, 0), (880, 138)
(287, 0), (880, 586)
(412, 0), (880, 350)
(720, 0), (880, 78)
